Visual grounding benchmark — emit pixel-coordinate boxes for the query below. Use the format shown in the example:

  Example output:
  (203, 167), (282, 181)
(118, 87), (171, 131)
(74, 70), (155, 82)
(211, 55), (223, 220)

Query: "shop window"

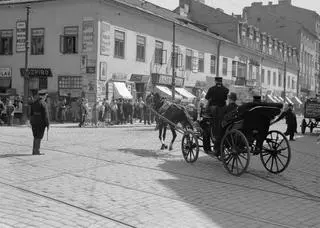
(278, 73), (282, 87)
(39, 76), (48, 90)
(114, 30), (125, 58)
(0, 30), (13, 55)
(186, 49), (193, 70)
(136, 35), (146, 62)
(31, 28), (45, 55)
(198, 53), (204, 72)
(29, 76), (48, 90)
(261, 68), (265, 83)
(155, 40), (166, 65)
(267, 70), (271, 85)
(232, 61), (237, 77)
(58, 76), (82, 89)
(60, 26), (78, 54)
(273, 72), (277, 86)
(210, 55), (216, 74)
(222, 57), (228, 76)
(171, 46), (182, 68)
(237, 62), (247, 79)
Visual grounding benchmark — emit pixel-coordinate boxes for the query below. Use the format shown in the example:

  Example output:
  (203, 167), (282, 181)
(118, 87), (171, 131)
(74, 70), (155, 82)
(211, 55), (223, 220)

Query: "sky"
(146, 0), (320, 15)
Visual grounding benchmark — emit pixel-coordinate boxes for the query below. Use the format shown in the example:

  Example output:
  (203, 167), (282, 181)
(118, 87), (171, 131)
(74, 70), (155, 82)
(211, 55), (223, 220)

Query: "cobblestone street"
(0, 120), (319, 228)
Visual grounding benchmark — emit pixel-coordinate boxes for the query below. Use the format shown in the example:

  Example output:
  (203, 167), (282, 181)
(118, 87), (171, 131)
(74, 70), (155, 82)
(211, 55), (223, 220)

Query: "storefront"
(106, 73), (133, 101)
(20, 68), (52, 96)
(0, 67), (12, 94)
(129, 74), (150, 100)
(151, 73), (195, 100)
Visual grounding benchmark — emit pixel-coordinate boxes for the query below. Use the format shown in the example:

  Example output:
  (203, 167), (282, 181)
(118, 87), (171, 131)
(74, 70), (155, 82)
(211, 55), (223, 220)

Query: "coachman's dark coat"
(30, 98), (50, 139)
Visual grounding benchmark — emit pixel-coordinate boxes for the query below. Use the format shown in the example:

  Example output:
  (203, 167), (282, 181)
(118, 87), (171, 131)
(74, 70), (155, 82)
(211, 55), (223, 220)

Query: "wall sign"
(16, 20), (26, 52)
(80, 55), (87, 73)
(100, 21), (111, 56)
(82, 18), (95, 53)
(99, 61), (107, 80)
(0, 68), (12, 78)
(20, 68), (52, 77)
(157, 74), (184, 87)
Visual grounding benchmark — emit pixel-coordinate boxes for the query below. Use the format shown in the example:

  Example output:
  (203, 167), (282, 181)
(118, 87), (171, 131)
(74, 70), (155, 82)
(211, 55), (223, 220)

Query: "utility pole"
(216, 40), (221, 77)
(23, 5), (31, 122)
(260, 56), (264, 96)
(283, 60), (287, 104)
(171, 22), (176, 101)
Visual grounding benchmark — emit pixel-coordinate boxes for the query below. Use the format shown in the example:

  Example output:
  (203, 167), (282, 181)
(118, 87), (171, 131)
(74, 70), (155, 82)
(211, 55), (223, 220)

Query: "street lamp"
(23, 5), (30, 123)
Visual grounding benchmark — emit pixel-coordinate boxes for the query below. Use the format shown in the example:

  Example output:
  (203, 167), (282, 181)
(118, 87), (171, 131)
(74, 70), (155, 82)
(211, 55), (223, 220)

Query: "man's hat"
(228, 92), (237, 101)
(253, 95), (261, 102)
(38, 89), (48, 96)
(215, 77), (223, 83)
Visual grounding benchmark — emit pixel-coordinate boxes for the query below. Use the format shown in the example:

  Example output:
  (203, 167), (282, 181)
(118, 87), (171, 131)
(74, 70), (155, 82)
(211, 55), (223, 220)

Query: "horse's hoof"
(160, 145), (165, 150)
(169, 146), (173, 151)
(164, 145), (168, 149)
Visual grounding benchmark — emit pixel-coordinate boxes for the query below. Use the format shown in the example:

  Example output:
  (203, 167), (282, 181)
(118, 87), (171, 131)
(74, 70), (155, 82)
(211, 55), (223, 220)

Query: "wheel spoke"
(275, 155), (285, 168)
(235, 156), (240, 174)
(277, 153), (288, 159)
(238, 152), (247, 160)
(230, 156), (236, 172)
(270, 156), (275, 171)
(225, 154), (233, 165)
(237, 156), (245, 169)
(274, 155), (280, 172)
(264, 154), (272, 166)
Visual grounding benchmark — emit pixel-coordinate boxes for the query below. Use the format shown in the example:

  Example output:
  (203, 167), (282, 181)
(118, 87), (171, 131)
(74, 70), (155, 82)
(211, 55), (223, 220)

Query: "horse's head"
(153, 93), (163, 111)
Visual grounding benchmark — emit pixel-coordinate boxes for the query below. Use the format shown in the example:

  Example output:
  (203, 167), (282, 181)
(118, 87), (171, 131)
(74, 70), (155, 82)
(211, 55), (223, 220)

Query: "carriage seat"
(237, 102), (283, 121)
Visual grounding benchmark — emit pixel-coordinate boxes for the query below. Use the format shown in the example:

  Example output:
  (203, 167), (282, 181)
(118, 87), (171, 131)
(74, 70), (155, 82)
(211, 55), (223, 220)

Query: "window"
(292, 79), (295, 89)
(186, 49), (193, 70)
(273, 72), (277, 86)
(198, 53), (204, 72)
(39, 76), (48, 90)
(210, 55), (216, 74)
(155, 40), (164, 64)
(278, 73), (282, 87)
(261, 68), (265, 83)
(60, 26), (78, 54)
(267, 70), (271, 85)
(29, 76), (48, 90)
(114, 30), (125, 58)
(0, 30), (13, 55)
(171, 46), (181, 68)
(58, 76), (82, 89)
(136, 35), (145, 62)
(248, 64), (253, 80)
(287, 75), (290, 88)
(31, 28), (45, 55)
(237, 62), (247, 78)
(222, 57), (228, 76)
(232, 61), (237, 77)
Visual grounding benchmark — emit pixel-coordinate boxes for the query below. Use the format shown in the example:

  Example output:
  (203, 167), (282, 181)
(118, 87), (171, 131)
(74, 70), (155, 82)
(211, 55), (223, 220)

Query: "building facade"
(177, 0), (299, 102)
(243, 0), (320, 97)
(0, 0), (229, 107)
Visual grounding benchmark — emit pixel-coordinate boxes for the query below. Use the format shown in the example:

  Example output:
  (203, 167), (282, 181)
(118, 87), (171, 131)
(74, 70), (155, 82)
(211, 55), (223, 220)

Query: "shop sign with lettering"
(100, 21), (111, 56)
(20, 68), (52, 77)
(0, 68), (12, 78)
(158, 74), (184, 87)
(31, 28), (45, 36)
(82, 18), (95, 52)
(16, 20), (26, 52)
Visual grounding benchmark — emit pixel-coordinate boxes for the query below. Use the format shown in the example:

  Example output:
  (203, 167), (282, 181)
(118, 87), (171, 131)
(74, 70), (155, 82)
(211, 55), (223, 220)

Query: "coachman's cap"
(228, 92), (237, 101)
(215, 77), (223, 83)
(38, 89), (48, 96)
(253, 95), (261, 102)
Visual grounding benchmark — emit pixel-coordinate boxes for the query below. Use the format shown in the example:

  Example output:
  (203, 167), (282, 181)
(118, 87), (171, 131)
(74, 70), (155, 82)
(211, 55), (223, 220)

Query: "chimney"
(251, 2), (263, 7)
(278, 0), (292, 5)
(178, 0), (190, 17)
(216, 8), (224, 13)
(268, 1), (272, 5)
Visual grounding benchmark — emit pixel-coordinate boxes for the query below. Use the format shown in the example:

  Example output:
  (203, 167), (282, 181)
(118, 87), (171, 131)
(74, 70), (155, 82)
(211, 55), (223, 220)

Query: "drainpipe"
(260, 56), (264, 96)
(216, 40), (221, 77)
(172, 22), (176, 101)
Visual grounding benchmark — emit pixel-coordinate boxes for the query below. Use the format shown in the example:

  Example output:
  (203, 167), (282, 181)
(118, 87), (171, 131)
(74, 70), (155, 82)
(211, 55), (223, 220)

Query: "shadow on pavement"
(0, 154), (34, 158)
(118, 148), (176, 158)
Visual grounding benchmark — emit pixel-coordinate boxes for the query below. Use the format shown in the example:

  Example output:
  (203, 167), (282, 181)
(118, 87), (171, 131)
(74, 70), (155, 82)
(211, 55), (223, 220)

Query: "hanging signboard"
(100, 21), (111, 56)
(16, 20), (26, 52)
(82, 18), (95, 53)
(0, 68), (12, 78)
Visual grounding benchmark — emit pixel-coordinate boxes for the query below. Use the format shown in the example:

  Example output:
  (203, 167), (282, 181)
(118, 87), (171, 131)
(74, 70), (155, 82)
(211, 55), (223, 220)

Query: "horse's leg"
(162, 124), (168, 149)
(159, 125), (165, 150)
(169, 126), (177, 151)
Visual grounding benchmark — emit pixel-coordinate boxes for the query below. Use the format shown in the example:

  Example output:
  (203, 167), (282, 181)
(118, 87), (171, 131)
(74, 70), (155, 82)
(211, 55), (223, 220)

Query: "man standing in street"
(30, 90), (50, 155)
(79, 98), (88, 127)
(204, 77), (229, 156)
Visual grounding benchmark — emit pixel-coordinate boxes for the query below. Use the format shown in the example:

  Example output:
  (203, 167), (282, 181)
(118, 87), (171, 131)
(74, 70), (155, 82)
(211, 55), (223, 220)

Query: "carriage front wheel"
(181, 131), (199, 163)
(220, 129), (250, 176)
(260, 130), (291, 174)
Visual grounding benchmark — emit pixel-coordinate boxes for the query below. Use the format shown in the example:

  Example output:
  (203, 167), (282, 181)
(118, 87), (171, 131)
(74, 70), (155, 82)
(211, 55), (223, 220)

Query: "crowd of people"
(0, 96), (23, 126)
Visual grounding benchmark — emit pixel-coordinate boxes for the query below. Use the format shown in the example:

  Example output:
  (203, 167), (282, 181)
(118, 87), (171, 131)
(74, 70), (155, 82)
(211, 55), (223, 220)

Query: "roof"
(0, 0), (51, 5)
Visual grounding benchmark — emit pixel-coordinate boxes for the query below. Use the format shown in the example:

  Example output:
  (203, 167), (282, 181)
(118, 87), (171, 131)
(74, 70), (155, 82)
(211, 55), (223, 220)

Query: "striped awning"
(293, 96), (303, 105)
(267, 94), (277, 103)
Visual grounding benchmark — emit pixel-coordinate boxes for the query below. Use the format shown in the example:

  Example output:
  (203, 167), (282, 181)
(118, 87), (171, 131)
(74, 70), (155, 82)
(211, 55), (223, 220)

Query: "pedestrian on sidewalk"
(79, 98), (88, 127)
(6, 99), (15, 126)
(30, 90), (50, 155)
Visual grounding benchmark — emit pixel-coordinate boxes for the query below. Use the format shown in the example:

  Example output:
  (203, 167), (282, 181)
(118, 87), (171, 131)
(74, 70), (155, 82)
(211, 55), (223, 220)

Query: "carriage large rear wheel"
(260, 130), (291, 174)
(220, 129), (250, 176)
(181, 131), (199, 163)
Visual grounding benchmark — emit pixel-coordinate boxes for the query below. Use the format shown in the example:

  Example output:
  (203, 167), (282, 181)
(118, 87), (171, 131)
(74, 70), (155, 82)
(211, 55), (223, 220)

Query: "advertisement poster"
(99, 62), (107, 81)
(16, 20), (26, 52)
(82, 18), (95, 53)
(100, 21), (111, 56)
(80, 55), (87, 73)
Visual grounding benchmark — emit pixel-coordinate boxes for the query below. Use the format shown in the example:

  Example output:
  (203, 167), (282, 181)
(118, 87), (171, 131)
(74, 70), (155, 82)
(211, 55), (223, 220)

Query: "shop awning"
(277, 96), (284, 102)
(285, 96), (294, 104)
(175, 87), (196, 100)
(155, 85), (182, 100)
(272, 96), (281, 102)
(114, 82), (133, 99)
(293, 96), (303, 105)
(267, 94), (277, 103)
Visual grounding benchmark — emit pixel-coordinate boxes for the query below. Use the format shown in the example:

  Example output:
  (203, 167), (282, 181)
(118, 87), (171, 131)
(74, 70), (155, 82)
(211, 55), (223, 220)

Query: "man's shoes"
(204, 150), (213, 154)
(289, 139), (295, 141)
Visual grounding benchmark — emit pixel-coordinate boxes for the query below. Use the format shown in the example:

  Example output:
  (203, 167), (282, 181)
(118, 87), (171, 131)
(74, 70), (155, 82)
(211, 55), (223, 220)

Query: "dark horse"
(152, 93), (194, 150)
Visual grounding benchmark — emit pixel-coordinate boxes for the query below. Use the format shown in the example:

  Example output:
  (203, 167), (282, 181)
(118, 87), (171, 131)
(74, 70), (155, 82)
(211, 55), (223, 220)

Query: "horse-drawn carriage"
(301, 97), (320, 134)
(151, 96), (291, 176)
